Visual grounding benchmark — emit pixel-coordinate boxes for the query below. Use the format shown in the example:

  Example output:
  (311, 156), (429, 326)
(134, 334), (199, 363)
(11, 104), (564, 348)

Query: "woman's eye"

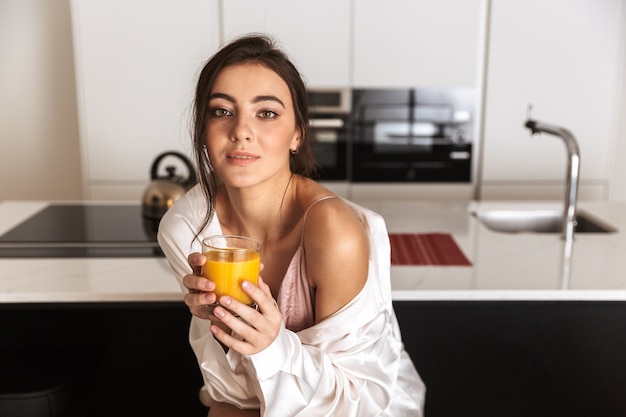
(258, 110), (277, 119)
(210, 108), (231, 117)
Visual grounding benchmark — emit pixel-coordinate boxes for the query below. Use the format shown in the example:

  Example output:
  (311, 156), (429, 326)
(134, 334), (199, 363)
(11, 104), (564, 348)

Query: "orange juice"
(202, 248), (261, 305)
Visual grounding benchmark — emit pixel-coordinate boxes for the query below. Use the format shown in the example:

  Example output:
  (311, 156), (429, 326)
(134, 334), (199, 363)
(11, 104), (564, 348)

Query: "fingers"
(183, 287), (217, 310)
(209, 279), (281, 355)
(199, 305), (231, 334)
(252, 277), (279, 315)
(187, 252), (207, 276)
(182, 273), (216, 310)
(183, 272), (215, 293)
(210, 304), (267, 355)
(183, 252), (217, 319)
(183, 253), (281, 355)
(183, 252), (215, 294)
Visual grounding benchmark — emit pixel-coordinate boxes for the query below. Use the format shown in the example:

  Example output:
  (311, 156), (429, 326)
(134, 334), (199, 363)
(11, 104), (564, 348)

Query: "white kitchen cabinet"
(612, 45), (626, 201)
(221, 0), (351, 88)
(479, 0), (624, 201)
(71, 0), (220, 199)
(352, 0), (485, 88)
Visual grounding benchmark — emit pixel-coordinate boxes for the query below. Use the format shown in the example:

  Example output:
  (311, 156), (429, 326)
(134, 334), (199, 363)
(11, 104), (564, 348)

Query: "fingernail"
(242, 281), (250, 289)
(214, 308), (225, 318)
(221, 297), (232, 306)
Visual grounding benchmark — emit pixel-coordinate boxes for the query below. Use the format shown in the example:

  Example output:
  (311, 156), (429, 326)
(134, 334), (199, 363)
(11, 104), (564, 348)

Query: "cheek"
(264, 132), (295, 155)
(204, 123), (225, 146)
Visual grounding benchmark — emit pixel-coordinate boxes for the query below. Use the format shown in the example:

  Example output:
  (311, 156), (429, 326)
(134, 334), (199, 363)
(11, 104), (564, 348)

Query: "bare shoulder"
(294, 176), (369, 256)
(300, 193), (370, 322)
(304, 197), (367, 245)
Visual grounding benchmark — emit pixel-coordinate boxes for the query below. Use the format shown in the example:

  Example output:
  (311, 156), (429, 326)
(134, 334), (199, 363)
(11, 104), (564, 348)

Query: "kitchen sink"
(472, 209), (617, 234)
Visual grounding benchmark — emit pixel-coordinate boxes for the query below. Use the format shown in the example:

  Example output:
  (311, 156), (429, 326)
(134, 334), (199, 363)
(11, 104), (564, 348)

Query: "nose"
(230, 114), (253, 142)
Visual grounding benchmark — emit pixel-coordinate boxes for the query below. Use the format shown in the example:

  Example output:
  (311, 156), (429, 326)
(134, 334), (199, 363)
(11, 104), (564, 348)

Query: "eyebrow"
(208, 92), (286, 108)
(252, 95), (285, 108)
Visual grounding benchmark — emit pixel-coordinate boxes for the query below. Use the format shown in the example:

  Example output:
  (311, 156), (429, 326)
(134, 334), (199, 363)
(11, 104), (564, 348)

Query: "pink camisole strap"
(275, 195), (338, 332)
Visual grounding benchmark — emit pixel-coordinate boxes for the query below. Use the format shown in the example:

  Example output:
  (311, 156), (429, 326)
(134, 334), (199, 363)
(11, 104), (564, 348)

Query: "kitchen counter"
(1, 199), (625, 303)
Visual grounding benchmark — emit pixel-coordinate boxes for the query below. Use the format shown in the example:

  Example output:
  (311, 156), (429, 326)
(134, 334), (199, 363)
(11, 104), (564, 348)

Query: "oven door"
(310, 116), (348, 181)
(352, 140), (472, 182)
(352, 120), (472, 182)
(351, 88), (474, 183)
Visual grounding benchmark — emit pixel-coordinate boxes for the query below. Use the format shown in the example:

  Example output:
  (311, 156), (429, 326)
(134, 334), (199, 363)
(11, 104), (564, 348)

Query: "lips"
(226, 151), (259, 166)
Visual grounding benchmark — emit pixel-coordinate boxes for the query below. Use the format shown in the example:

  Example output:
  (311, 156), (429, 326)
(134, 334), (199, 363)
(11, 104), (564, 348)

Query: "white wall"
(2, 0), (626, 202)
(0, 0), (83, 200)
(610, 1), (626, 201)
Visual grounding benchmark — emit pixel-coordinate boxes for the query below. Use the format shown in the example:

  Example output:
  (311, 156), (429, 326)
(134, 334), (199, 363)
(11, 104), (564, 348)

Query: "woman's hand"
(209, 277), (282, 355)
(183, 252), (234, 339)
(183, 252), (218, 320)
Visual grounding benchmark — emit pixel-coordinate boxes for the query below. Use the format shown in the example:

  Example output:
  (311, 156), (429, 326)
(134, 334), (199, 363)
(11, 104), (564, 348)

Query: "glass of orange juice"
(201, 235), (261, 306)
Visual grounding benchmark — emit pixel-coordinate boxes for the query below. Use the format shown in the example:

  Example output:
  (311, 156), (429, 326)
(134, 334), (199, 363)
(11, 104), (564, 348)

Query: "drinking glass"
(201, 235), (261, 306)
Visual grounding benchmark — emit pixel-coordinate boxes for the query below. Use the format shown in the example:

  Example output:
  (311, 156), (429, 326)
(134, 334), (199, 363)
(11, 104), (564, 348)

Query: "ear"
(290, 131), (301, 152)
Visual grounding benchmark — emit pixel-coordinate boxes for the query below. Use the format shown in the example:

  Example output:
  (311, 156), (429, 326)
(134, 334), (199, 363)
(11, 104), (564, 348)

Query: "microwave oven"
(307, 89), (351, 114)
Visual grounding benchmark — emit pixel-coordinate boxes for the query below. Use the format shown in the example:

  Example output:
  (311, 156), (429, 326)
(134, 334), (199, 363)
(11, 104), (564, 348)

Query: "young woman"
(158, 34), (425, 416)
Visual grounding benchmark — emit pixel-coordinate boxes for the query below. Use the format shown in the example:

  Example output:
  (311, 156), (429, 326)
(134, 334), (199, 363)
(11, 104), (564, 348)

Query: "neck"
(219, 173), (297, 243)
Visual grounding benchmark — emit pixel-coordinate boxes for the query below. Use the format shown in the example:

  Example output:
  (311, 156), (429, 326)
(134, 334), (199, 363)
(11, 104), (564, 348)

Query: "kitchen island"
(1, 199), (625, 417)
(1, 199), (625, 302)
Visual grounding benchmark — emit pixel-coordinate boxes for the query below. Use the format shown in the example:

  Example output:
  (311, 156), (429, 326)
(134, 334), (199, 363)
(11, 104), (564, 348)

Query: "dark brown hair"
(192, 34), (318, 234)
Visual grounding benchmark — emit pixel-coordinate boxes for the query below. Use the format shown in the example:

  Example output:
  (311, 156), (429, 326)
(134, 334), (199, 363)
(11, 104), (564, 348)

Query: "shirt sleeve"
(156, 190), (203, 291)
(243, 272), (406, 417)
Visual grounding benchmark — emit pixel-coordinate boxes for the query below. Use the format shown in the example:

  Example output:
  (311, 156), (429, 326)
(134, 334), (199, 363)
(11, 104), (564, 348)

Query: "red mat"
(389, 233), (472, 266)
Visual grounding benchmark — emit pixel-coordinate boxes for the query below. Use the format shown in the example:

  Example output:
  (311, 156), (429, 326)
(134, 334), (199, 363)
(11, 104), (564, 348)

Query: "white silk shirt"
(158, 185), (426, 416)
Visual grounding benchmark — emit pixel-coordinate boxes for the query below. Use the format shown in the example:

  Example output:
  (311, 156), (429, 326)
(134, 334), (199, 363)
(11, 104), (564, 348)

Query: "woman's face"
(205, 63), (300, 188)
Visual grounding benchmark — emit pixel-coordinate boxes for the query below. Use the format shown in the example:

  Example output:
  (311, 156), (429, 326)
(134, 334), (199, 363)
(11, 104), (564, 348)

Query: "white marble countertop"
(1, 199), (625, 303)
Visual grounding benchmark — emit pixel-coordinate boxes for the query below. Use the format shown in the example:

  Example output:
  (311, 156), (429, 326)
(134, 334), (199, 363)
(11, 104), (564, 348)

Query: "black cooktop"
(0, 204), (164, 258)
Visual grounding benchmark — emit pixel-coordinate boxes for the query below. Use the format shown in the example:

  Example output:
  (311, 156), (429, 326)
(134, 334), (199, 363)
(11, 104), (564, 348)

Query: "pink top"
(275, 195), (337, 332)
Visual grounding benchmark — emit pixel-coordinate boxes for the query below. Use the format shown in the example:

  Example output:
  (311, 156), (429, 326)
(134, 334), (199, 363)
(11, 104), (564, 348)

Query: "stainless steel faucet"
(524, 106), (580, 242)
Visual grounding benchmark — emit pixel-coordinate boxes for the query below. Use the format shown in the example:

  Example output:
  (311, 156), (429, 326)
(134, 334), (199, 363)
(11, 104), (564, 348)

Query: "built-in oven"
(308, 89), (351, 181)
(350, 88), (475, 182)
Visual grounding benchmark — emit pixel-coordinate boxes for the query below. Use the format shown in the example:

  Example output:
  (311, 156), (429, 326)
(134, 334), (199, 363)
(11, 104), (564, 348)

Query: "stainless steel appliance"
(142, 151), (196, 241)
(142, 151), (196, 224)
(308, 89), (351, 180)
(350, 88), (475, 182)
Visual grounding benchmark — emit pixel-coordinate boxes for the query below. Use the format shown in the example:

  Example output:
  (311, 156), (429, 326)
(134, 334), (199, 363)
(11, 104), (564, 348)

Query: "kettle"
(142, 151), (196, 222)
